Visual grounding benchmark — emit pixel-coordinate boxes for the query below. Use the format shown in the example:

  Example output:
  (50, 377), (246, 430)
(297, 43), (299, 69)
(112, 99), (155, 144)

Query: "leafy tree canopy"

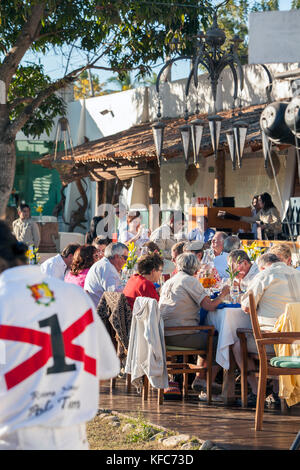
(0, 0), (212, 139)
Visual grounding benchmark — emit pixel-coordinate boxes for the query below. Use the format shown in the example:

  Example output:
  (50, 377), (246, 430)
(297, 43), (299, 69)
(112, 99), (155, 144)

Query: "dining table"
(200, 297), (252, 404)
(204, 304), (252, 371)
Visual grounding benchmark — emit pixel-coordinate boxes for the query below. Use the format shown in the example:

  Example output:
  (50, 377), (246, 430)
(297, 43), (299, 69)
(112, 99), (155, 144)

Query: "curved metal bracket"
(260, 64), (273, 103)
(155, 55), (192, 94)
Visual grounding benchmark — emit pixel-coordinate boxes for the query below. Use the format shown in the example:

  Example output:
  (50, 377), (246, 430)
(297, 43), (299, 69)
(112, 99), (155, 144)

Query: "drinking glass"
(230, 285), (240, 304)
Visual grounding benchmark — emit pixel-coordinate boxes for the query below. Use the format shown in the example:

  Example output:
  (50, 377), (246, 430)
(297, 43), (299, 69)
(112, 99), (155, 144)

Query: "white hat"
(184, 241), (204, 252)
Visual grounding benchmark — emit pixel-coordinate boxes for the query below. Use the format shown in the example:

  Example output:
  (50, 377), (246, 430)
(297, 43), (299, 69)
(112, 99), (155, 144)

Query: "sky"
(22, 0), (293, 91)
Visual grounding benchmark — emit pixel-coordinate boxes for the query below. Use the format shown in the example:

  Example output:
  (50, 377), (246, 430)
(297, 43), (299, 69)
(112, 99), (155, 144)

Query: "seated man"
(213, 235), (242, 279)
(84, 242), (128, 307)
(233, 252), (300, 405)
(203, 232), (228, 279)
(40, 243), (80, 280)
(268, 243), (292, 266)
(228, 249), (259, 290)
(170, 241), (186, 277)
(188, 216), (215, 243)
(183, 240), (204, 264)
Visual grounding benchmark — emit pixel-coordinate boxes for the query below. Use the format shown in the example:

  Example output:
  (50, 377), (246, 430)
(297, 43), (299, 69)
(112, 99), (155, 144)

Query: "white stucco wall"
(160, 155), (215, 211)
(249, 10), (300, 65)
(148, 62), (299, 120)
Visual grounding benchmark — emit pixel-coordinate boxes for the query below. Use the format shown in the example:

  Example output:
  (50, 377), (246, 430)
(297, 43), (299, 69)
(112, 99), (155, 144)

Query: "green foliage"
(291, 0), (300, 8)
(8, 64), (66, 137)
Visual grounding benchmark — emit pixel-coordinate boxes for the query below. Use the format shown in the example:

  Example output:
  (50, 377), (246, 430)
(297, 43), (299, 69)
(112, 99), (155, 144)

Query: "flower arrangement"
(226, 256), (240, 284)
(34, 204), (43, 222)
(198, 266), (220, 288)
(243, 242), (265, 262)
(26, 245), (41, 265)
(199, 277), (217, 288)
(35, 205), (43, 214)
(123, 241), (138, 271)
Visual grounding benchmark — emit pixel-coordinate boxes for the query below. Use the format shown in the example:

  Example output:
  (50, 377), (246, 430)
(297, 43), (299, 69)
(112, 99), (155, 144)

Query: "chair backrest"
(248, 291), (263, 341)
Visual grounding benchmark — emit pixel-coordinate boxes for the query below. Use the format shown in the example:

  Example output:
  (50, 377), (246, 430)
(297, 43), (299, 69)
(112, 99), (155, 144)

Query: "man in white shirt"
(228, 249), (259, 290)
(202, 231), (228, 278)
(241, 253), (300, 330)
(84, 242), (128, 307)
(233, 252), (300, 402)
(40, 243), (80, 280)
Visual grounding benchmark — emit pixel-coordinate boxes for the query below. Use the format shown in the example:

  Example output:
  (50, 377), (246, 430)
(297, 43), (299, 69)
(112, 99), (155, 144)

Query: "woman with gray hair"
(159, 252), (229, 394)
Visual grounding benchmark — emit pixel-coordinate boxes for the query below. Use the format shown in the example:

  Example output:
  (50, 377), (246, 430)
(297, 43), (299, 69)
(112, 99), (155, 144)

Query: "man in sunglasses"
(84, 242), (128, 307)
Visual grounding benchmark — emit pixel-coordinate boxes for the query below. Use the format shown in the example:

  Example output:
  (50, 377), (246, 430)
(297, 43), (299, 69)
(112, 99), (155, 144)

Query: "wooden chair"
(237, 292), (300, 431)
(97, 292), (132, 393)
(163, 325), (215, 404)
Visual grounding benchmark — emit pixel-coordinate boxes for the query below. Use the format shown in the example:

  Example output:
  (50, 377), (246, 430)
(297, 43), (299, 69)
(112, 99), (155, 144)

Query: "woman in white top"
(119, 211), (149, 248)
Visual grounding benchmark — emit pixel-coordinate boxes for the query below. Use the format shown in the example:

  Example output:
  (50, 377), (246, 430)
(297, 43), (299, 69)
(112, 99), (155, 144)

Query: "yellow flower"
(35, 205), (43, 214)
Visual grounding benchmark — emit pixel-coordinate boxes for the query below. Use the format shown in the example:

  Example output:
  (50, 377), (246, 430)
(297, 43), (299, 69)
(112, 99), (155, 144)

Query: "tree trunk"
(0, 139), (16, 219)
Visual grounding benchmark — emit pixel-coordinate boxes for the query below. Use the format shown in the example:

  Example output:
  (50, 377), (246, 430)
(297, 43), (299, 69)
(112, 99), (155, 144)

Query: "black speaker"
(213, 197), (235, 207)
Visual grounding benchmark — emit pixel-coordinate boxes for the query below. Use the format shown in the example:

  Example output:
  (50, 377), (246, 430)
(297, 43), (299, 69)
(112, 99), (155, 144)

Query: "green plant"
(226, 256), (240, 282)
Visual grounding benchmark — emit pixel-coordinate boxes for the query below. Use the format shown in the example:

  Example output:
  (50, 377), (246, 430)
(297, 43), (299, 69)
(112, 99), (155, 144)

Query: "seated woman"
(159, 252), (230, 394)
(92, 236), (112, 260)
(119, 211), (149, 248)
(123, 252), (164, 310)
(64, 244), (98, 288)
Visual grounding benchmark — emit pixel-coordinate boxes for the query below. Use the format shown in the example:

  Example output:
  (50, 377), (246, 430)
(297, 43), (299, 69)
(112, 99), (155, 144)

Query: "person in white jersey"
(0, 221), (119, 450)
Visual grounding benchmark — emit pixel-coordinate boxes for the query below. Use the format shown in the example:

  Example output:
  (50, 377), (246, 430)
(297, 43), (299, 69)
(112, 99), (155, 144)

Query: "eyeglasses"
(120, 254), (128, 262)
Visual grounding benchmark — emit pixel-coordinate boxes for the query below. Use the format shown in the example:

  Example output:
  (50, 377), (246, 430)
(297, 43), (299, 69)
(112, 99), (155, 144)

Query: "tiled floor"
(99, 380), (300, 450)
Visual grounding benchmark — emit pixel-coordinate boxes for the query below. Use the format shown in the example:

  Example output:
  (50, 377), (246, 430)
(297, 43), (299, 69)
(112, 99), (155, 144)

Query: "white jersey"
(0, 265), (120, 436)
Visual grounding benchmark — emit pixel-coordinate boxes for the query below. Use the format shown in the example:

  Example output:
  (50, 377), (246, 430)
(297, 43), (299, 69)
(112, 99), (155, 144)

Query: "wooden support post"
(214, 149), (225, 200)
(149, 163), (161, 232)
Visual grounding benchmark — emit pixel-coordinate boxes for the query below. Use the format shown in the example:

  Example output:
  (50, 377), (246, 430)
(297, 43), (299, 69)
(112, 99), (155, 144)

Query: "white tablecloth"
(205, 307), (252, 370)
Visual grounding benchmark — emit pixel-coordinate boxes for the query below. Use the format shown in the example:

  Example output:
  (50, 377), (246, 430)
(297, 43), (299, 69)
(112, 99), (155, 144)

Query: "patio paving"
(99, 380), (300, 450)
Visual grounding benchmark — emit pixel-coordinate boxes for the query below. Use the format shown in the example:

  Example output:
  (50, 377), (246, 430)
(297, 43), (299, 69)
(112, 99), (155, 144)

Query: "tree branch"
(8, 97), (34, 111)
(0, 3), (46, 87)
(6, 52), (150, 138)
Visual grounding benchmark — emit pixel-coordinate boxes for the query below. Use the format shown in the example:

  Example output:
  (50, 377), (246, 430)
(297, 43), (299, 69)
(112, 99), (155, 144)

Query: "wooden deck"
(99, 380), (300, 450)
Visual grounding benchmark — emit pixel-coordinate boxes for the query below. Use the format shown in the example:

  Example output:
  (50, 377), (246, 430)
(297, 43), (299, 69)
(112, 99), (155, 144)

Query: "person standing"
(12, 203), (40, 248)
(0, 221), (119, 450)
(119, 211), (149, 248)
(251, 195), (259, 239)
